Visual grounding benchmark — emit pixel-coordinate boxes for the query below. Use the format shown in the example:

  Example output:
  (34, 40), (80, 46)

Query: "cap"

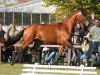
(42, 47), (49, 51)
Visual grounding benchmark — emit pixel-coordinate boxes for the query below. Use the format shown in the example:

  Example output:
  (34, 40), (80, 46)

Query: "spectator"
(45, 50), (56, 65)
(41, 47), (50, 64)
(73, 22), (85, 41)
(71, 35), (82, 66)
(24, 47), (32, 64)
(84, 20), (90, 35)
(7, 23), (19, 38)
(90, 12), (96, 27)
(41, 47), (58, 65)
(87, 19), (100, 56)
(0, 23), (8, 43)
(7, 23), (22, 63)
(80, 19), (100, 65)
(82, 37), (89, 53)
(0, 23), (9, 62)
(49, 47), (59, 65)
(81, 37), (89, 66)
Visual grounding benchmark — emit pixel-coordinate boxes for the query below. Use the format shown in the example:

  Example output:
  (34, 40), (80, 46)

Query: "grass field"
(0, 63), (23, 75)
(0, 63), (100, 75)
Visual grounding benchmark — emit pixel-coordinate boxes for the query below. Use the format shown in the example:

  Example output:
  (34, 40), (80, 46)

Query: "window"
(5, 12), (13, 25)
(41, 14), (49, 23)
(0, 12), (4, 25)
(32, 14), (40, 23)
(14, 12), (22, 25)
(23, 13), (31, 25)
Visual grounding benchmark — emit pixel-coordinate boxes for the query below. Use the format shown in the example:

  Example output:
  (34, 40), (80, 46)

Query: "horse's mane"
(63, 10), (81, 22)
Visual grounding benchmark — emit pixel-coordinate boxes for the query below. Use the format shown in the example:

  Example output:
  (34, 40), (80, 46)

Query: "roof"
(17, 0), (29, 3)
(0, 0), (56, 14)
(17, 0), (42, 3)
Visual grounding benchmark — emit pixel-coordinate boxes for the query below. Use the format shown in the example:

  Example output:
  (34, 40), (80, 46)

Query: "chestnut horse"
(4, 11), (86, 65)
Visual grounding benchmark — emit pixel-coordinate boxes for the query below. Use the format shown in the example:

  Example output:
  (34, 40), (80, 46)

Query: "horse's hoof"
(11, 53), (19, 66)
(11, 62), (15, 66)
(11, 63), (14, 66)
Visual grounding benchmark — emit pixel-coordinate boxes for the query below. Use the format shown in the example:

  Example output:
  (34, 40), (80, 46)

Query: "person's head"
(73, 35), (80, 42)
(42, 47), (49, 52)
(83, 37), (89, 45)
(95, 19), (100, 27)
(85, 20), (90, 27)
(9, 23), (16, 30)
(76, 22), (81, 28)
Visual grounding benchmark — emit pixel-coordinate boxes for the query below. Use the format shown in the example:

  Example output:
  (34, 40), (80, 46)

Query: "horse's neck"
(63, 13), (78, 34)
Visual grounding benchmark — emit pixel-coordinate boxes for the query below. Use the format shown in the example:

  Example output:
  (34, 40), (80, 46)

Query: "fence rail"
(21, 64), (97, 75)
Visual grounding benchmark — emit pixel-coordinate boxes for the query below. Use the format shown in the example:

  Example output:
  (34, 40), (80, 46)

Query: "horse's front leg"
(54, 41), (72, 65)
(58, 42), (71, 57)
(64, 40), (72, 66)
(54, 46), (64, 65)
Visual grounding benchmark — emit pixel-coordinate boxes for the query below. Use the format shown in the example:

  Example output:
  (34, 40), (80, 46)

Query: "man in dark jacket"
(0, 24), (8, 44)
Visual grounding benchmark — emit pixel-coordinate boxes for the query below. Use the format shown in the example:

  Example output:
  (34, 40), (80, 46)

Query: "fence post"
(33, 63), (37, 75)
(80, 65), (84, 75)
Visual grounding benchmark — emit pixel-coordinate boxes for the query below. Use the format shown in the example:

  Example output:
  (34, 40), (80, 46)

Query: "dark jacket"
(0, 30), (5, 44)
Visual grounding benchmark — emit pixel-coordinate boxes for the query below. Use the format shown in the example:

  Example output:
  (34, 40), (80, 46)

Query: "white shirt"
(90, 25), (100, 42)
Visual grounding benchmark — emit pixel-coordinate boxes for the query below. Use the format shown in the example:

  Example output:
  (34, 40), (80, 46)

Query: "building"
(0, 0), (56, 26)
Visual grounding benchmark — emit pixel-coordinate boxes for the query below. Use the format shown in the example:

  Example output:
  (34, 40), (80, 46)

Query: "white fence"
(21, 64), (97, 75)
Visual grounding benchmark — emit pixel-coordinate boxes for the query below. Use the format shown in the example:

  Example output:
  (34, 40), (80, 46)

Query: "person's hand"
(86, 32), (91, 38)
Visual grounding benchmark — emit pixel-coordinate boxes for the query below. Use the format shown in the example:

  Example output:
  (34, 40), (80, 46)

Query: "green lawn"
(0, 63), (23, 75)
(0, 63), (100, 75)
(97, 67), (100, 75)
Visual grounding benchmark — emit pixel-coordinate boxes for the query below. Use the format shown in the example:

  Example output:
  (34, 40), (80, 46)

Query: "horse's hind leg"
(30, 39), (43, 63)
(11, 34), (34, 65)
(54, 46), (64, 65)
(64, 41), (72, 66)
(31, 39), (42, 50)
(11, 39), (42, 65)
(11, 42), (30, 65)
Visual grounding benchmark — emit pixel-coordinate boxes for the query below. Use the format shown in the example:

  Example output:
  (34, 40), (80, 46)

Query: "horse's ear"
(79, 11), (82, 15)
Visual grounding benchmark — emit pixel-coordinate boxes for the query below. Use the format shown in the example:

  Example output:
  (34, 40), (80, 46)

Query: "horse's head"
(75, 11), (86, 24)
(63, 10), (86, 25)
(62, 10), (87, 34)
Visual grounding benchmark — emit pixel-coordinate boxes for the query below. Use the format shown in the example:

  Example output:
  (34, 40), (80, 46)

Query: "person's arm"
(73, 45), (82, 48)
(86, 32), (91, 37)
(86, 26), (94, 41)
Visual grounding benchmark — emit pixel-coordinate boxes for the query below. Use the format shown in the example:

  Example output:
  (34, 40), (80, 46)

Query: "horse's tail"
(4, 29), (25, 47)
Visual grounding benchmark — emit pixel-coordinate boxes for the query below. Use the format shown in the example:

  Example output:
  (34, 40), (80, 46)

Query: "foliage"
(44, 0), (100, 21)
(0, 2), (4, 4)
(5, 3), (15, 7)
(0, 1), (15, 7)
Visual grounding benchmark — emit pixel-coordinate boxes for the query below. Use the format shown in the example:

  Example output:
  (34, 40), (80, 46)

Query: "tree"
(44, 0), (100, 21)
(0, 0), (16, 11)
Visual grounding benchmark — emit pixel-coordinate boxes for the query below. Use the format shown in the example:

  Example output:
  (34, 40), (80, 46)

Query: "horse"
(4, 10), (86, 65)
